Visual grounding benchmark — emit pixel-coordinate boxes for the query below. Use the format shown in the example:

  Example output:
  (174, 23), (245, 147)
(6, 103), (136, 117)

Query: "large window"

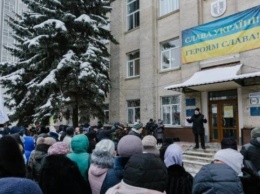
(160, 0), (179, 16)
(161, 38), (180, 70)
(127, 51), (140, 77)
(127, 100), (140, 124)
(127, 0), (140, 30)
(162, 96), (180, 125)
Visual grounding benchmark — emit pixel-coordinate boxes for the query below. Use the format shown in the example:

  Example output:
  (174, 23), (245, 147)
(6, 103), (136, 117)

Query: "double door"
(209, 100), (238, 142)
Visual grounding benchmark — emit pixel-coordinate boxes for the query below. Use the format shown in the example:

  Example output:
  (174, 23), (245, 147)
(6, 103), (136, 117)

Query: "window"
(127, 51), (140, 77)
(103, 104), (109, 124)
(161, 38), (180, 70)
(127, 0), (140, 30)
(160, 0), (179, 16)
(162, 96), (180, 125)
(127, 100), (140, 124)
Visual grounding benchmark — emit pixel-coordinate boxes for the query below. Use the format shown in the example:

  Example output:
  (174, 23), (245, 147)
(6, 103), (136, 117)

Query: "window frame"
(127, 51), (140, 78)
(126, 0), (140, 31)
(159, 0), (180, 16)
(161, 95), (181, 126)
(127, 99), (140, 125)
(160, 38), (181, 71)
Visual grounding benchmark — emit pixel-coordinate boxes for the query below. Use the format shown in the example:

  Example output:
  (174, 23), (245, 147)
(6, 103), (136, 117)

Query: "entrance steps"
(175, 142), (221, 176)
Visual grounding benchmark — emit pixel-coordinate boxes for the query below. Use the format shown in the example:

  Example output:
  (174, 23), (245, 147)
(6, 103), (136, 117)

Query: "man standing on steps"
(186, 108), (207, 149)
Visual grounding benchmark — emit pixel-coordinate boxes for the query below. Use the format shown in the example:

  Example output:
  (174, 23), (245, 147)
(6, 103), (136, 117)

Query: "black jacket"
(167, 164), (193, 194)
(241, 137), (260, 171)
(187, 113), (207, 134)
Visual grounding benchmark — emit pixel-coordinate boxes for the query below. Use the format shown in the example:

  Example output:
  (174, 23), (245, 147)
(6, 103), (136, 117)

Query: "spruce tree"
(0, 0), (117, 126)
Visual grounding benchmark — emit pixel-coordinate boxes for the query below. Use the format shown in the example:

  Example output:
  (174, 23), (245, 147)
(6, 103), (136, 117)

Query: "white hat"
(214, 148), (244, 175)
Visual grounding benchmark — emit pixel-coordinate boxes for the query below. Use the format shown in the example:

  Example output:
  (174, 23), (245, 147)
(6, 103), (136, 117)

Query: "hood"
(24, 136), (35, 151)
(71, 134), (89, 153)
(250, 137), (260, 147)
(106, 181), (165, 194)
(89, 164), (108, 176)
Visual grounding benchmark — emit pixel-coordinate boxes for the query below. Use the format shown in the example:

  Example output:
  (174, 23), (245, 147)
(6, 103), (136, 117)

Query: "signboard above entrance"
(182, 5), (260, 64)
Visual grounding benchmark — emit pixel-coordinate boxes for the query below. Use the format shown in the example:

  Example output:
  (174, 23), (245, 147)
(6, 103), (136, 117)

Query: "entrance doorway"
(208, 90), (238, 142)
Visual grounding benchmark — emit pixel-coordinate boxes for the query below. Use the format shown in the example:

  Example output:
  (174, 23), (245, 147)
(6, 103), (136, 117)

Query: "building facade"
(107, 0), (260, 144)
(0, 0), (27, 62)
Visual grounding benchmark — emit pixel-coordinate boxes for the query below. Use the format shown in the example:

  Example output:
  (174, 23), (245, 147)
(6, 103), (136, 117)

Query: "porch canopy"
(165, 64), (260, 92)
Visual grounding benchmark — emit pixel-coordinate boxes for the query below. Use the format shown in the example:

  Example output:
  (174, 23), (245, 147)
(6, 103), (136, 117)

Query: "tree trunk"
(72, 105), (78, 127)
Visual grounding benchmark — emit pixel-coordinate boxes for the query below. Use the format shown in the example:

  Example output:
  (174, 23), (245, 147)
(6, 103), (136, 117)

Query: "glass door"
(209, 100), (238, 142)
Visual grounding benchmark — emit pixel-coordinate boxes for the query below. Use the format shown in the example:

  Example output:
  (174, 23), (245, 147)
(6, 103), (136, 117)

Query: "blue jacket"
(192, 163), (244, 194)
(100, 156), (130, 194)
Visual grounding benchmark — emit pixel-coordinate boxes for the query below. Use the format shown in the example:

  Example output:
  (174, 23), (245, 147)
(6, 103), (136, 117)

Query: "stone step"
(183, 150), (215, 158)
(183, 155), (213, 163)
(183, 159), (210, 173)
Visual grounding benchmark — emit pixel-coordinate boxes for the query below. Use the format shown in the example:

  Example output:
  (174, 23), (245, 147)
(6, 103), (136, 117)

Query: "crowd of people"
(0, 120), (259, 194)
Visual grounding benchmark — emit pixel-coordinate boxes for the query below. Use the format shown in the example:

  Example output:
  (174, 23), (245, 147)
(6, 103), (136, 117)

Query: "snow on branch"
(57, 50), (76, 69)
(38, 69), (57, 86)
(0, 69), (25, 84)
(33, 19), (67, 31)
(24, 35), (49, 48)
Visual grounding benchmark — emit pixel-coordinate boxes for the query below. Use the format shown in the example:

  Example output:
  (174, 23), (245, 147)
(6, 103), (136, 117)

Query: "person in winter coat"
(67, 134), (90, 181)
(28, 137), (56, 182)
(164, 144), (193, 194)
(24, 136), (35, 164)
(88, 139), (115, 194)
(159, 137), (173, 161)
(186, 108), (207, 149)
(128, 121), (144, 139)
(0, 177), (43, 194)
(192, 163), (244, 194)
(106, 153), (168, 194)
(155, 119), (164, 144)
(0, 136), (26, 178)
(100, 135), (143, 194)
(192, 148), (244, 194)
(39, 154), (91, 194)
(240, 127), (260, 174)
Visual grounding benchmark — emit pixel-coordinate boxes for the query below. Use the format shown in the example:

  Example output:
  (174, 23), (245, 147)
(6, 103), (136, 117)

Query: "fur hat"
(117, 135), (143, 157)
(251, 127), (260, 138)
(142, 135), (157, 147)
(36, 137), (56, 146)
(133, 121), (143, 130)
(164, 144), (183, 167)
(91, 139), (115, 168)
(214, 148), (243, 175)
(48, 142), (70, 155)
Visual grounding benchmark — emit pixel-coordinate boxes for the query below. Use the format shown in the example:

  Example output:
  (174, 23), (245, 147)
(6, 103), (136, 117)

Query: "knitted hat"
(251, 127), (260, 138)
(133, 121), (143, 130)
(48, 142), (70, 155)
(142, 135), (157, 147)
(164, 144), (183, 167)
(213, 148), (243, 175)
(124, 153), (168, 192)
(91, 139), (115, 168)
(36, 137), (56, 146)
(117, 135), (143, 157)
